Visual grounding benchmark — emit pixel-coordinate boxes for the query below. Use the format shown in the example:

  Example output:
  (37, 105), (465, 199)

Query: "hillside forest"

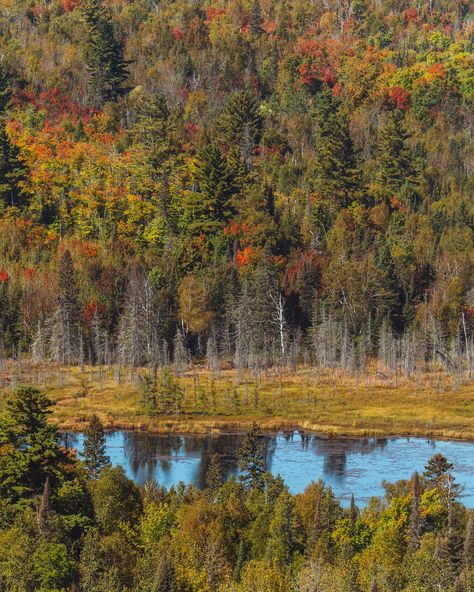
(0, 0), (473, 380)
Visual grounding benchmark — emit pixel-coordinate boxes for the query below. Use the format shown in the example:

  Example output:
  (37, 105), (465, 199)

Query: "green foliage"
(0, 387), (70, 502)
(83, 0), (129, 106)
(237, 422), (267, 490)
(82, 414), (110, 478)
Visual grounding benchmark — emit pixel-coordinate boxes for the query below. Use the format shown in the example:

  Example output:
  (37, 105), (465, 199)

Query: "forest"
(1, 386), (474, 592)
(0, 0), (472, 384)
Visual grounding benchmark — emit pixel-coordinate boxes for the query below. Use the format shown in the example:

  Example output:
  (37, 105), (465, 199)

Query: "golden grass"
(1, 361), (474, 438)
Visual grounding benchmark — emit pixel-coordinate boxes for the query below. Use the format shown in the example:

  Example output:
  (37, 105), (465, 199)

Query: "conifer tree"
(237, 422), (267, 490)
(0, 387), (67, 501)
(185, 144), (237, 236)
(38, 477), (53, 536)
(409, 471), (422, 550)
(82, 0), (129, 106)
(312, 89), (362, 207)
(83, 415), (110, 478)
(0, 62), (24, 209)
(206, 453), (226, 492)
(250, 0), (264, 37)
(218, 89), (263, 166)
(375, 110), (418, 207)
(51, 250), (82, 365)
(464, 511), (474, 568)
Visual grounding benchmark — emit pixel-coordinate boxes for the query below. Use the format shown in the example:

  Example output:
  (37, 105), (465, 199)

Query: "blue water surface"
(63, 431), (474, 507)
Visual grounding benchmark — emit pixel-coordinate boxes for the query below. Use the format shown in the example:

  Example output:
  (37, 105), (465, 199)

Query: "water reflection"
(62, 430), (474, 507)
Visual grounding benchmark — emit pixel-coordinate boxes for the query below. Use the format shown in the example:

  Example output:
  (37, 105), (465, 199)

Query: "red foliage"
(405, 7), (418, 20)
(298, 61), (320, 88)
(184, 122), (199, 134)
(264, 20), (277, 33)
(322, 66), (337, 87)
(236, 247), (254, 267)
(285, 251), (319, 292)
(61, 0), (81, 12)
(172, 26), (184, 40)
(389, 86), (410, 110)
(81, 242), (98, 257)
(83, 302), (105, 323)
(224, 221), (240, 236)
(205, 7), (225, 23)
(23, 268), (36, 281)
(427, 63), (445, 78)
(0, 269), (10, 282)
(332, 83), (342, 96)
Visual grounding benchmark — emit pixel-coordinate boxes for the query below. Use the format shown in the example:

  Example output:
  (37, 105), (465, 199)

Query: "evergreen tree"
(0, 61), (25, 209)
(312, 89), (362, 207)
(0, 387), (69, 502)
(237, 422), (267, 490)
(266, 491), (302, 567)
(152, 554), (177, 592)
(250, 0), (264, 37)
(375, 110), (419, 207)
(185, 144), (237, 236)
(82, 0), (129, 106)
(38, 477), (53, 537)
(350, 493), (358, 527)
(206, 453), (226, 492)
(464, 511), (474, 568)
(83, 415), (110, 478)
(409, 471), (422, 550)
(424, 454), (454, 483)
(50, 250), (82, 365)
(217, 89), (263, 166)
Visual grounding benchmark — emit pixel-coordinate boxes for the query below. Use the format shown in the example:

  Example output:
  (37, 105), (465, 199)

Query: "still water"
(63, 431), (474, 507)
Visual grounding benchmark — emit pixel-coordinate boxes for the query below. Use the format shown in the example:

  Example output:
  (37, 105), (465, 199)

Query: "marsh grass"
(0, 360), (473, 438)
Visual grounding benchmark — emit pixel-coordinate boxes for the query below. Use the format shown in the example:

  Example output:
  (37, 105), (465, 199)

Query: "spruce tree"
(51, 250), (82, 365)
(312, 89), (362, 207)
(83, 415), (110, 478)
(0, 61), (25, 209)
(38, 477), (53, 536)
(237, 422), (267, 490)
(206, 452), (226, 492)
(250, 0), (264, 37)
(217, 88), (263, 166)
(375, 110), (418, 207)
(464, 511), (474, 568)
(409, 471), (422, 550)
(185, 143), (237, 236)
(82, 0), (129, 106)
(0, 387), (67, 502)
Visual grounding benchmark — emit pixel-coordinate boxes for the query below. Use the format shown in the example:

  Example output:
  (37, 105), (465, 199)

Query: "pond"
(62, 430), (474, 507)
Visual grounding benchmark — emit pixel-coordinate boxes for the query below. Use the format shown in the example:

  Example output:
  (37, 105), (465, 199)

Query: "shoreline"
(55, 416), (474, 442)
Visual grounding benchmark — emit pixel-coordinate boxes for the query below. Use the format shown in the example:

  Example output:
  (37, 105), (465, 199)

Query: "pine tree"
(250, 0), (264, 37)
(83, 415), (110, 478)
(217, 89), (263, 166)
(312, 89), (362, 207)
(464, 511), (474, 568)
(82, 0), (129, 106)
(237, 422), (267, 490)
(375, 110), (418, 207)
